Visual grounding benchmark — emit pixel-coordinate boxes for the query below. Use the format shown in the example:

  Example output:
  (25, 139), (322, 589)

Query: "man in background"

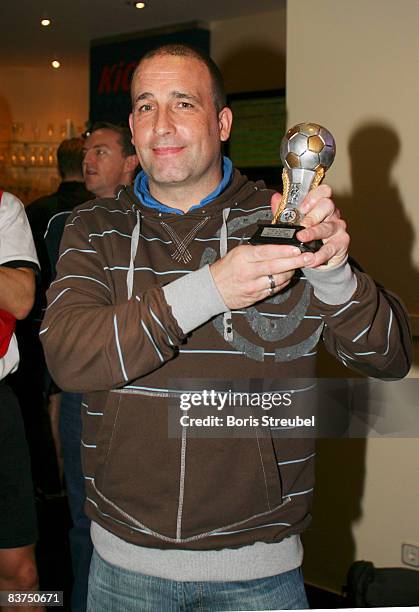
(46, 124), (138, 275)
(44, 122), (137, 612)
(28, 138), (92, 290)
(81, 121), (139, 201)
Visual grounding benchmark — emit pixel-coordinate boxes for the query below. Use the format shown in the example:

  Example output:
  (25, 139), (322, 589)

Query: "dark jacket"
(27, 181), (92, 293)
(16, 181), (91, 396)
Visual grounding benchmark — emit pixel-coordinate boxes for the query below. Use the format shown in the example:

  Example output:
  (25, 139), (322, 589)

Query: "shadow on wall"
(302, 437), (366, 593)
(334, 122), (419, 314)
(303, 124), (417, 591)
(218, 45), (286, 93)
(302, 344), (368, 592)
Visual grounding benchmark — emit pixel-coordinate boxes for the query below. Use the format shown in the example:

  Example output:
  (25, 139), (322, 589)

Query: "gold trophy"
(250, 122), (336, 252)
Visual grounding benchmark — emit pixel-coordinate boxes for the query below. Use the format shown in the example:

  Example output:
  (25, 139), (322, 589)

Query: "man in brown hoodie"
(41, 45), (411, 611)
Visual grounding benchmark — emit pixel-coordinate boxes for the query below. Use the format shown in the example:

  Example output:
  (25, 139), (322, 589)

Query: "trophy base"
(249, 222), (322, 253)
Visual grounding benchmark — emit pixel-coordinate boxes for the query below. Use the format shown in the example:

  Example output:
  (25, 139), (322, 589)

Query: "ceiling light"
(51, 60), (61, 69)
(41, 18), (51, 26)
(135, 2), (146, 8)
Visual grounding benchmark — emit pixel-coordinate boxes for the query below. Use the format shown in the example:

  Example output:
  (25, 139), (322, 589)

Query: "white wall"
(287, 0), (419, 592)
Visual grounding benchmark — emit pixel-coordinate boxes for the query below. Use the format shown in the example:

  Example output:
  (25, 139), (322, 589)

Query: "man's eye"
(139, 103), (152, 112)
(179, 101), (193, 109)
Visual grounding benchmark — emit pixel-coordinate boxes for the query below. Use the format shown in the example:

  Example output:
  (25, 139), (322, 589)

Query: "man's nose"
(153, 108), (173, 136)
(83, 148), (97, 165)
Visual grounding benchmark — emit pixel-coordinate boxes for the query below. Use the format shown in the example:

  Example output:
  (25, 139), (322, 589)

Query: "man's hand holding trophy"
(210, 123), (349, 309)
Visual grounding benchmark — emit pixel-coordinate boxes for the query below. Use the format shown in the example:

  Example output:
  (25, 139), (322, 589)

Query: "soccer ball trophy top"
(250, 122), (336, 253)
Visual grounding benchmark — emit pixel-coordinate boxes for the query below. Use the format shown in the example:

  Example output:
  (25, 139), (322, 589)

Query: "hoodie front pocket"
(179, 430), (284, 538)
(91, 393), (284, 541)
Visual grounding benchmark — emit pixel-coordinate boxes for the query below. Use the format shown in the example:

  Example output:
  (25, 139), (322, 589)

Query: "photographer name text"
(179, 415), (315, 428)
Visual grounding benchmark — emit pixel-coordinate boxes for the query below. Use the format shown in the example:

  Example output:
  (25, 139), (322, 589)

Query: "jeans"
(60, 392), (93, 612)
(87, 549), (308, 611)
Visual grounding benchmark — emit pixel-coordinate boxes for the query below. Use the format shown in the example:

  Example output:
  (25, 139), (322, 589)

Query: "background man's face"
(82, 128), (128, 198)
(129, 54), (231, 197)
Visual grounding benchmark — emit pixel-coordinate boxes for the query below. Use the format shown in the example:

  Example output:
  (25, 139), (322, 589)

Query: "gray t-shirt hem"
(91, 522), (303, 582)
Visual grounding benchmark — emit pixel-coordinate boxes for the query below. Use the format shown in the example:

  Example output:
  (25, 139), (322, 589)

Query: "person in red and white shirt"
(0, 191), (44, 612)
(0, 191), (39, 377)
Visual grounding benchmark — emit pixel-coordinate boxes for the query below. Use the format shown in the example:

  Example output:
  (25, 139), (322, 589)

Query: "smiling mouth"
(152, 146), (185, 156)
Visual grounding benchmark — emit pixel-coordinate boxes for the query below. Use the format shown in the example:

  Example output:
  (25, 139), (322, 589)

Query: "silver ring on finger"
(268, 274), (276, 296)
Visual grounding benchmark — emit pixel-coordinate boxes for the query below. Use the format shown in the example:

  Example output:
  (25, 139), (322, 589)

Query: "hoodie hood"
(120, 169), (265, 222)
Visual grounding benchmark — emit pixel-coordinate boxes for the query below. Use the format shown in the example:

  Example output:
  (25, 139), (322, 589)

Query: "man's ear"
(129, 113), (135, 145)
(218, 107), (233, 143)
(124, 154), (140, 176)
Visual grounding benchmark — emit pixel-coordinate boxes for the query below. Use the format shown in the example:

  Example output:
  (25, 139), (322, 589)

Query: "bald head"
(131, 44), (226, 114)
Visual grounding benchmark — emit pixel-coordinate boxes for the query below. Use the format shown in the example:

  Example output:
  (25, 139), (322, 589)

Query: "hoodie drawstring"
(127, 210), (141, 300)
(220, 207), (233, 342)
